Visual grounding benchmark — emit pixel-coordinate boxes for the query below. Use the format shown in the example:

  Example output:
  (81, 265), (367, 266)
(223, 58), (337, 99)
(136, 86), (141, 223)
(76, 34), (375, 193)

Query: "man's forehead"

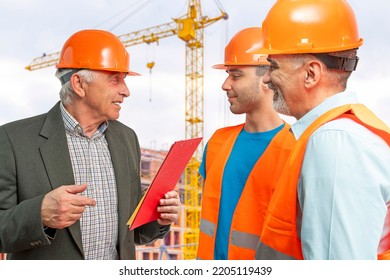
(98, 70), (127, 78)
(225, 65), (253, 73)
(268, 55), (282, 62)
(267, 55), (289, 66)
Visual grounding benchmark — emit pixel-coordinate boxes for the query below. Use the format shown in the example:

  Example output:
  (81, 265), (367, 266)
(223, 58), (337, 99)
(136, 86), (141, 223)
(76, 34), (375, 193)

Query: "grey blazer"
(0, 102), (168, 259)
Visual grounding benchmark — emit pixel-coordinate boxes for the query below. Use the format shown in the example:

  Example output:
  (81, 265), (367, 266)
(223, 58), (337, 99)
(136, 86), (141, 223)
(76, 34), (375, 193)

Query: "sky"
(1, 0), (390, 152)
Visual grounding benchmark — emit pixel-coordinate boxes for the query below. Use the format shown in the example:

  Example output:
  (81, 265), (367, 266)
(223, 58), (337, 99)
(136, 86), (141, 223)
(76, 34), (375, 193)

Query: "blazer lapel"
(39, 102), (84, 255)
(105, 125), (132, 249)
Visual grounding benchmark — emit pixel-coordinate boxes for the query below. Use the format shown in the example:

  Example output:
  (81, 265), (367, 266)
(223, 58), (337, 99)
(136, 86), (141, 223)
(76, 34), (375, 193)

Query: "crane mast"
(25, 0), (227, 260)
(181, 0), (204, 260)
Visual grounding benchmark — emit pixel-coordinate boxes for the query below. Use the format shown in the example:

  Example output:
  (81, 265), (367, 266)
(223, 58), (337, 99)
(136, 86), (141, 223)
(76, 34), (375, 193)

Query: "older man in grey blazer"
(0, 29), (180, 260)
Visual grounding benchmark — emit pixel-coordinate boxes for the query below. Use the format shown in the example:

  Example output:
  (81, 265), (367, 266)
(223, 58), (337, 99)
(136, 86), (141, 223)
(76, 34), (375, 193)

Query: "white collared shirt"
(292, 91), (390, 259)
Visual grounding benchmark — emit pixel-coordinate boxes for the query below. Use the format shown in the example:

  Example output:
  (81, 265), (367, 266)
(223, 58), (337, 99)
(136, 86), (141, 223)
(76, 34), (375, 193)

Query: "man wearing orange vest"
(196, 27), (295, 260)
(253, 0), (390, 259)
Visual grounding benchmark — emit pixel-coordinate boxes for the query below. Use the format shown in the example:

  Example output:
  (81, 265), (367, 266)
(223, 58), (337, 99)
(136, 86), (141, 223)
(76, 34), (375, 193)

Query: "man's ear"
(70, 73), (86, 98)
(304, 60), (323, 89)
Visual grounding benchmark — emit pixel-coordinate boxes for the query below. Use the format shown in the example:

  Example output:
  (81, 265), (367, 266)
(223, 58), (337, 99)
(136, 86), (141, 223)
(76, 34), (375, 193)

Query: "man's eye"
(111, 77), (120, 84)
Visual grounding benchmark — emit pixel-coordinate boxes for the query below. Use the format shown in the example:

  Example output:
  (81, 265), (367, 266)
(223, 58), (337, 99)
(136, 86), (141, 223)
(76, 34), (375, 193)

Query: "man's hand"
(41, 184), (96, 229)
(157, 190), (181, 226)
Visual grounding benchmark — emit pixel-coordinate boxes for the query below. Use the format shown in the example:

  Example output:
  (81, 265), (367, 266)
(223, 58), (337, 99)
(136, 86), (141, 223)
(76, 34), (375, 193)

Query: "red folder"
(127, 137), (202, 230)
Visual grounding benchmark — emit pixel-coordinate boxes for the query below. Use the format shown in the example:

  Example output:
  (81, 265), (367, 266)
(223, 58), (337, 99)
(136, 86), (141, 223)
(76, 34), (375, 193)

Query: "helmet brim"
(248, 40), (364, 55)
(212, 64), (226, 70)
(128, 70), (141, 76)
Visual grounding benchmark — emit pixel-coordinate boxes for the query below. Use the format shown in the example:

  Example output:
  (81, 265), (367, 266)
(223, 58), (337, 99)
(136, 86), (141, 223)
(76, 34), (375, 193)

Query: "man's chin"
(229, 106), (244, 115)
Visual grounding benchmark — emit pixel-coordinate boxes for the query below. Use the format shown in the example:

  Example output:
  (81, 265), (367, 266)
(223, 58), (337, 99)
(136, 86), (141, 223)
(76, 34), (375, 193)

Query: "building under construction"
(136, 147), (190, 260)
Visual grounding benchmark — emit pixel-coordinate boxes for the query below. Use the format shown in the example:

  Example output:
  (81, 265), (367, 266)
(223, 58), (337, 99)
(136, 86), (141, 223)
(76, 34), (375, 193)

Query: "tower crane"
(25, 0), (228, 260)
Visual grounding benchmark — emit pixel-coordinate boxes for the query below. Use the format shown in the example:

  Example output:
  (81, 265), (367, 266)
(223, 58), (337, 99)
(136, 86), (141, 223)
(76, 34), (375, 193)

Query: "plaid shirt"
(60, 103), (119, 260)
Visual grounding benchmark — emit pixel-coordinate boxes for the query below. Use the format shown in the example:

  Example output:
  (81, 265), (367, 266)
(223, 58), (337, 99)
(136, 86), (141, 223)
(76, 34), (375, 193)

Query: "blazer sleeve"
(134, 222), (170, 245)
(0, 126), (51, 253)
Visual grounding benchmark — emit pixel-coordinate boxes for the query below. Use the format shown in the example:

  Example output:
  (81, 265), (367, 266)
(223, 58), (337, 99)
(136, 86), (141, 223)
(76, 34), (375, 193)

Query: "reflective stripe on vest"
(261, 104), (390, 260)
(197, 219), (260, 259)
(231, 230), (260, 250)
(200, 218), (215, 238)
(197, 123), (295, 260)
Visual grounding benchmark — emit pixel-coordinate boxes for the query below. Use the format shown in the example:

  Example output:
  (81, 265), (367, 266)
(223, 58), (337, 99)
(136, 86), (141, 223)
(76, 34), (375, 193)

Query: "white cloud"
(0, 57), (58, 124)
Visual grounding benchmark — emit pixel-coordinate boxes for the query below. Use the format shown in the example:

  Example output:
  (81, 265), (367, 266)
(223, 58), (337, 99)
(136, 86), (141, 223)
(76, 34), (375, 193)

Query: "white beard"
(273, 90), (291, 116)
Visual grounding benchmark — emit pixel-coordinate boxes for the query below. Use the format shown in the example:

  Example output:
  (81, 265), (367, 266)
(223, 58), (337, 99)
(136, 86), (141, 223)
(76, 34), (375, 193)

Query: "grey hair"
(287, 52), (354, 91)
(55, 69), (95, 105)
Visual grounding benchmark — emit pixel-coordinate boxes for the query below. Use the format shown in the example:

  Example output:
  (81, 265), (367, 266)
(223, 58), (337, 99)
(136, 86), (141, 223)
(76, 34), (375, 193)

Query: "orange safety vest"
(261, 104), (390, 260)
(197, 123), (295, 259)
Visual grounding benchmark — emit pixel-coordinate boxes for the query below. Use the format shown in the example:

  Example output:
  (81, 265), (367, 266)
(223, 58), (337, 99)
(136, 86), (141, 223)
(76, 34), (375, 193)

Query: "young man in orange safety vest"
(196, 27), (296, 260)
(253, 0), (390, 260)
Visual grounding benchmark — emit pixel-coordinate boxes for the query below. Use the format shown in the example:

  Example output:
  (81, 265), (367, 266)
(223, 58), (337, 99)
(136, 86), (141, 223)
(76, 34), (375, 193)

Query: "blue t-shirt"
(199, 124), (284, 259)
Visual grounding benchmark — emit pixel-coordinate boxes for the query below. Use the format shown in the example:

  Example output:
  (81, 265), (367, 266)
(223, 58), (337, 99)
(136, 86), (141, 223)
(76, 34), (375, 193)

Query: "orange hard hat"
(56, 29), (140, 76)
(213, 27), (269, 69)
(254, 0), (363, 55)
